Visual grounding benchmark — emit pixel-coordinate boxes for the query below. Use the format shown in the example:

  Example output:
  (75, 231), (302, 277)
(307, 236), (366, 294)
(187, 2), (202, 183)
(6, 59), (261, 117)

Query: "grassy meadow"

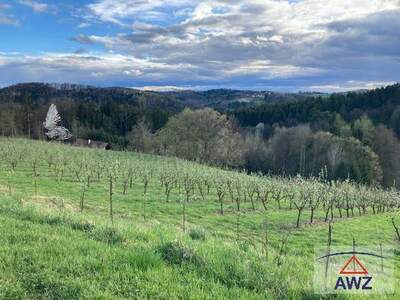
(0, 138), (399, 299)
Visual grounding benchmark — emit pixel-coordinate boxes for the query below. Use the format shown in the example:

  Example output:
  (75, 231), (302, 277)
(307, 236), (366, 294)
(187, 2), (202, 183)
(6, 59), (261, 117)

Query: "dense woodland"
(0, 83), (182, 146)
(1, 82), (400, 188)
(0, 82), (317, 146)
(233, 84), (400, 137)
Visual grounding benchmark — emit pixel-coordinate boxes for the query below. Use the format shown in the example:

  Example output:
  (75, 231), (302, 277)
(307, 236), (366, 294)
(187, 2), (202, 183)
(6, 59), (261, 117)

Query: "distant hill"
(1, 82), (399, 146)
(0, 83), (184, 147)
(162, 89), (324, 109)
(0, 82), (183, 112)
(0, 83), (328, 147)
(233, 83), (400, 137)
(0, 83), (318, 110)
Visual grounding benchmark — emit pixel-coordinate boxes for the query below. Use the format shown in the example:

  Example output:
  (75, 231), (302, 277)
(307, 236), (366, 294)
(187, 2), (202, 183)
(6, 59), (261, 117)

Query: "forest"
(233, 84), (400, 136)
(1, 82), (400, 187)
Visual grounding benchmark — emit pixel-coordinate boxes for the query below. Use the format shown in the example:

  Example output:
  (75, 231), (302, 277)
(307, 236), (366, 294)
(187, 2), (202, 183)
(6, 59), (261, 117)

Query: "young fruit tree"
(107, 160), (120, 224)
(215, 177), (227, 215)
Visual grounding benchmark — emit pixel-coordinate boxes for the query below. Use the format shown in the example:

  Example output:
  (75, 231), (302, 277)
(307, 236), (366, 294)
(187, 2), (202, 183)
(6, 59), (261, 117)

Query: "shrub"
(70, 220), (95, 233)
(158, 240), (203, 267)
(188, 228), (206, 241)
(90, 227), (124, 245)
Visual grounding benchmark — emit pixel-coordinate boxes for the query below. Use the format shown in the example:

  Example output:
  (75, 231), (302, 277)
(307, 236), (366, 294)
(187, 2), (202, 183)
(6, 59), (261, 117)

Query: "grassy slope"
(0, 139), (399, 299)
(0, 197), (271, 299)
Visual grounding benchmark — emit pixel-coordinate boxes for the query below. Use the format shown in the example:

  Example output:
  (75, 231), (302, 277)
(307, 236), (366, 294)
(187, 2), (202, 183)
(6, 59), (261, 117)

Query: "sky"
(0, 0), (399, 92)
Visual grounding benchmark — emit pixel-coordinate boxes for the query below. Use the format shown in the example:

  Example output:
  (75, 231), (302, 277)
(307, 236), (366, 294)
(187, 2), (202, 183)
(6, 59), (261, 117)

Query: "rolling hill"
(0, 138), (399, 299)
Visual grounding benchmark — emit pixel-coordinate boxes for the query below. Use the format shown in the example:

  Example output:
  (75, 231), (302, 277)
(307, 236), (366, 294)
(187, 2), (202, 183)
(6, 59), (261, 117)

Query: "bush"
(158, 240), (203, 267)
(89, 227), (124, 245)
(70, 220), (95, 233)
(188, 228), (206, 241)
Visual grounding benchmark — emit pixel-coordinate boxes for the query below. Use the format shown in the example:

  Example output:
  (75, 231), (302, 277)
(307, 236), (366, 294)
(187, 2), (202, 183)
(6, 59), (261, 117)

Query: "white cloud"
(18, 0), (49, 13)
(0, 52), (198, 87)
(78, 22), (90, 29)
(4, 0), (400, 90)
(309, 81), (397, 92)
(81, 1), (400, 65)
(0, 3), (19, 26)
(0, 15), (19, 26)
(223, 60), (321, 79)
(132, 85), (188, 91)
(87, 0), (195, 25)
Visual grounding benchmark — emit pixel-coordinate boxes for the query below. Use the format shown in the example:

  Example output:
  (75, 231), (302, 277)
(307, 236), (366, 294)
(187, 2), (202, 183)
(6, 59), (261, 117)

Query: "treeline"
(0, 83), (182, 147)
(245, 121), (393, 186)
(129, 108), (245, 167)
(129, 107), (399, 187)
(233, 84), (400, 138)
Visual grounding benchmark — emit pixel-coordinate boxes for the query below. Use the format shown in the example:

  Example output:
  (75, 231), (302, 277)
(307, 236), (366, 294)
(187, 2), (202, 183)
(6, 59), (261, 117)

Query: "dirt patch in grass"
(0, 184), (10, 193)
(22, 195), (78, 212)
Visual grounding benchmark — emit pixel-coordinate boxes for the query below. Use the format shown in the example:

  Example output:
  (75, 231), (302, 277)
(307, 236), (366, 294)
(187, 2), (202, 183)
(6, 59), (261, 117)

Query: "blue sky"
(0, 0), (399, 91)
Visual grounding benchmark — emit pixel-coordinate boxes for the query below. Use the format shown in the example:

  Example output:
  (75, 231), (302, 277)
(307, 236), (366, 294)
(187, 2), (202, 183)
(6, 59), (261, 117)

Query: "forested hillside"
(0, 83), (183, 147)
(0, 82), (319, 147)
(233, 84), (400, 137)
(2, 83), (399, 144)
(1, 82), (400, 187)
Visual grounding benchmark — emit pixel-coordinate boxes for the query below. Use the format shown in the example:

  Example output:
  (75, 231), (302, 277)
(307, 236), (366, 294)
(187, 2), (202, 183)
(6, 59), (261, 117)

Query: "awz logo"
(335, 255), (372, 290)
(314, 245), (394, 294)
(335, 276), (372, 290)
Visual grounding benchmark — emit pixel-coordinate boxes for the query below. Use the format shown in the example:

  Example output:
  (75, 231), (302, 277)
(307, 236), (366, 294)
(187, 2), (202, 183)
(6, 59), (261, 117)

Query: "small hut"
(74, 138), (111, 150)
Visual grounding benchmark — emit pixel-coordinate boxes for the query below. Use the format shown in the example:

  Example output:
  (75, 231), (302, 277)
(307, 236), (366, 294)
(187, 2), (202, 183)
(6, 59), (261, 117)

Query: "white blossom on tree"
(43, 104), (72, 141)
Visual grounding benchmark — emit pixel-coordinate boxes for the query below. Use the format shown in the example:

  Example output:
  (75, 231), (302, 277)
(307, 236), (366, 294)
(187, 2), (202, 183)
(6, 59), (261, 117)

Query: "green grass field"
(0, 139), (399, 299)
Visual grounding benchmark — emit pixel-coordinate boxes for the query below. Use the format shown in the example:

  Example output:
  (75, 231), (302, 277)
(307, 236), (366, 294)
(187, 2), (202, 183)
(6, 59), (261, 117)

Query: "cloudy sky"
(0, 0), (399, 91)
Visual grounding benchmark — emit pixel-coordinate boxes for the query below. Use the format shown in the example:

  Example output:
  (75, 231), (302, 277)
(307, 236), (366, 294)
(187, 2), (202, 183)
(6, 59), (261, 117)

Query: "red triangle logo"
(339, 255), (369, 275)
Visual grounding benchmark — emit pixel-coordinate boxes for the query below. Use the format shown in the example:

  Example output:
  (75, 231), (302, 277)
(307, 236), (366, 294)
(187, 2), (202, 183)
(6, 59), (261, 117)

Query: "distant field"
(0, 138), (399, 299)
